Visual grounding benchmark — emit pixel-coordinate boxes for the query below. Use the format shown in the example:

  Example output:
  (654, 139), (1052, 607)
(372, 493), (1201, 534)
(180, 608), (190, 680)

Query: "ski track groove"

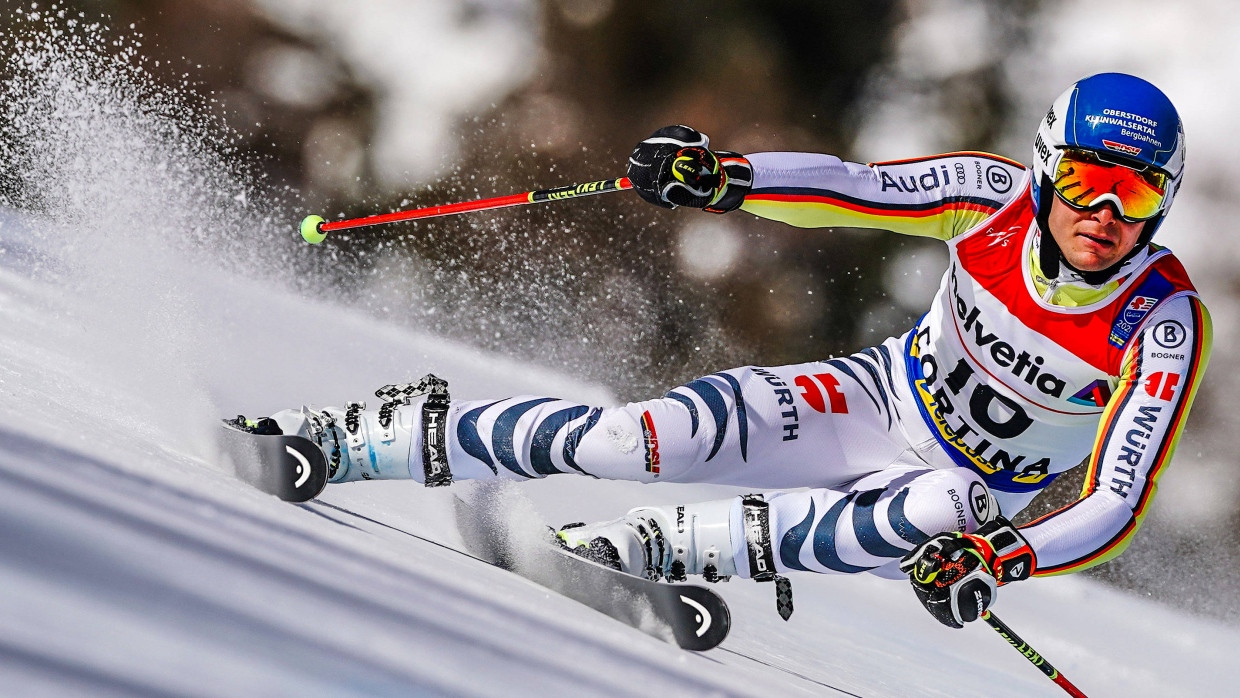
(0, 430), (474, 697)
(0, 426), (787, 697)
(0, 637), (176, 698)
(314, 498), (866, 697)
(716, 647), (865, 697)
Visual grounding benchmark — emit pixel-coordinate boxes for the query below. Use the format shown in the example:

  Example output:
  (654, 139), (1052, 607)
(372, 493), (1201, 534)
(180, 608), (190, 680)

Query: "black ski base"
(219, 421), (329, 502)
(454, 496), (730, 651)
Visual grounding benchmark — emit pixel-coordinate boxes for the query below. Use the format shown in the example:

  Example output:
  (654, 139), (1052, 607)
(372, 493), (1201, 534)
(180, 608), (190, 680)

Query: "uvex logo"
(1034, 133), (1052, 165)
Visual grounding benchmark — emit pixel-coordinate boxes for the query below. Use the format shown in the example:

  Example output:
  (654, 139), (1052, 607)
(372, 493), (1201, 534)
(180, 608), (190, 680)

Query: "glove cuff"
(965, 516), (1036, 585)
(704, 152), (753, 214)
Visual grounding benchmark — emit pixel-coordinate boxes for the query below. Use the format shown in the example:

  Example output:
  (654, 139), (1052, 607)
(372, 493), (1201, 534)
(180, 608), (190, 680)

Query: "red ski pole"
(982, 611), (1088, 698)
(299, 177), (632, 244)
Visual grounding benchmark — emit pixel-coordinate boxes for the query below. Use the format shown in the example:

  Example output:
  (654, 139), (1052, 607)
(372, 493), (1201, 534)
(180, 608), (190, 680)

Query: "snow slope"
(2, 209), (1238, 698)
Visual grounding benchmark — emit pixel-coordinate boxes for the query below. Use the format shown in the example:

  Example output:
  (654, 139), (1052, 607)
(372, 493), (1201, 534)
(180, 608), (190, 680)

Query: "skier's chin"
(1062, 234), (1124, 272)
(1064, 250), (1115, 273)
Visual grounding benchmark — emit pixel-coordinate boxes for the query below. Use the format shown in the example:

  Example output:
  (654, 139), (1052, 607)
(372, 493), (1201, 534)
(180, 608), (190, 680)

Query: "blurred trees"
(8, 1), (922, 396)
(10, 0), (1038, 398)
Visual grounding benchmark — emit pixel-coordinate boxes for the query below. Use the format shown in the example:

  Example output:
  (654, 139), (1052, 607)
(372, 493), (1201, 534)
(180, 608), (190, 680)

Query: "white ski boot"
(239, 375), (451, 485)
(557, 498), (741, 582)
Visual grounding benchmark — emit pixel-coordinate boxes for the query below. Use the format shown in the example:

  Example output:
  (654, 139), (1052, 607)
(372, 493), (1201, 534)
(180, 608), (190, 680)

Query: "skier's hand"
(626, 125), (752, 212)
(898, 517), (1035, 629)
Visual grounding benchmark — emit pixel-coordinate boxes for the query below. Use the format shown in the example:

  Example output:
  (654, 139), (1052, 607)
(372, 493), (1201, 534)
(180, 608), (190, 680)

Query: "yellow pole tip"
(299, 215), (327, 245)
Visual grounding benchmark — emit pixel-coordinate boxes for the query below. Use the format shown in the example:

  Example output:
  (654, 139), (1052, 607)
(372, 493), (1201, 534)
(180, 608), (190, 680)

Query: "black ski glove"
(898, 516), (1036, 629)
(626, 125), (752, 213)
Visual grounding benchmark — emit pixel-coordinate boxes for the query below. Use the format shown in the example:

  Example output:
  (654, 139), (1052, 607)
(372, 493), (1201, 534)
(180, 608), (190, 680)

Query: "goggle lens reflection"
(1052, 150), (1168, 221)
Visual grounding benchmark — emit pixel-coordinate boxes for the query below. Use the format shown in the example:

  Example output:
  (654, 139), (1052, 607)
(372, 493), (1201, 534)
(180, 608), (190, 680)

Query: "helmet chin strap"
(1035, 175), (1158, 286)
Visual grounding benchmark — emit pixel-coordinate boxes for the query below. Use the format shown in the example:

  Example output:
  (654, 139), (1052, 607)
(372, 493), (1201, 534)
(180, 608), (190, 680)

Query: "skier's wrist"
(962, 517), (1036, 585)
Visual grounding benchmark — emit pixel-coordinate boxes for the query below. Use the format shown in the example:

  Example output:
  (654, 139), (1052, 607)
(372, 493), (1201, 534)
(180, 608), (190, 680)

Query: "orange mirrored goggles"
(1052, 149), (1169, 221)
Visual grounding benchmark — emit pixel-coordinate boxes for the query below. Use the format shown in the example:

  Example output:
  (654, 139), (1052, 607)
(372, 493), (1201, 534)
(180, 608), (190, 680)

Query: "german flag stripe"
(1021, 495), (1090, 530)
(742, 192), (1003, 239)
(1036, 516), (1138, 575)
(1021, 337), (1140, 552)
(1080, 336), (1145, 498)
(746, 187), (1006, 216)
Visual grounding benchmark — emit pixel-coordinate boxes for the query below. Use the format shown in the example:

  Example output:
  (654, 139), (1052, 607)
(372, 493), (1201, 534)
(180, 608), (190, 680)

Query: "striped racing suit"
(335, 151), (1212, 582)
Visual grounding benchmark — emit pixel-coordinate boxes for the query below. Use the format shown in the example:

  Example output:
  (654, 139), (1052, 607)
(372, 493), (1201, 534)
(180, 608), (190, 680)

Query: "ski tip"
(218, 424), (329, 502)
(670, 585), (731, 651)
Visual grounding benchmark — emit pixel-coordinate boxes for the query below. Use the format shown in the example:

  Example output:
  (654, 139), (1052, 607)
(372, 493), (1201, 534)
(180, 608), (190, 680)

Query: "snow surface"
(1, 211), (1238, 698)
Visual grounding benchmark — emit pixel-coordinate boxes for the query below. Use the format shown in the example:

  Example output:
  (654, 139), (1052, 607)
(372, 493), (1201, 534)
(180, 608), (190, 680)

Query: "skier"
(241, 72), (1210, 629)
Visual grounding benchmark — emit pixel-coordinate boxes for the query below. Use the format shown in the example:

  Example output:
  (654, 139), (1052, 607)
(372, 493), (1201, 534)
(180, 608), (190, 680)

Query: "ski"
(219, 420), (329, 502)
(453, 496), (731, 651)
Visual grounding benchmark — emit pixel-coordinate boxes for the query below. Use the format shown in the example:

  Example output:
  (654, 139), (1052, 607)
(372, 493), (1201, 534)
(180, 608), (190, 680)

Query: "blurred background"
(2, 0), (1236, 620)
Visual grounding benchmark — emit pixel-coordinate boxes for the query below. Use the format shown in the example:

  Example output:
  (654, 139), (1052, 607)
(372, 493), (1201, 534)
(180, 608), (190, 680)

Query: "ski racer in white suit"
(253, 73), (1210, 628)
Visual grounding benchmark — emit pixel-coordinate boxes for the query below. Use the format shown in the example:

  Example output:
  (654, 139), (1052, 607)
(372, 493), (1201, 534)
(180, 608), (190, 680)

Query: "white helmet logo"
(287, 445), (311, 488)
(680, 595), (713, 637)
